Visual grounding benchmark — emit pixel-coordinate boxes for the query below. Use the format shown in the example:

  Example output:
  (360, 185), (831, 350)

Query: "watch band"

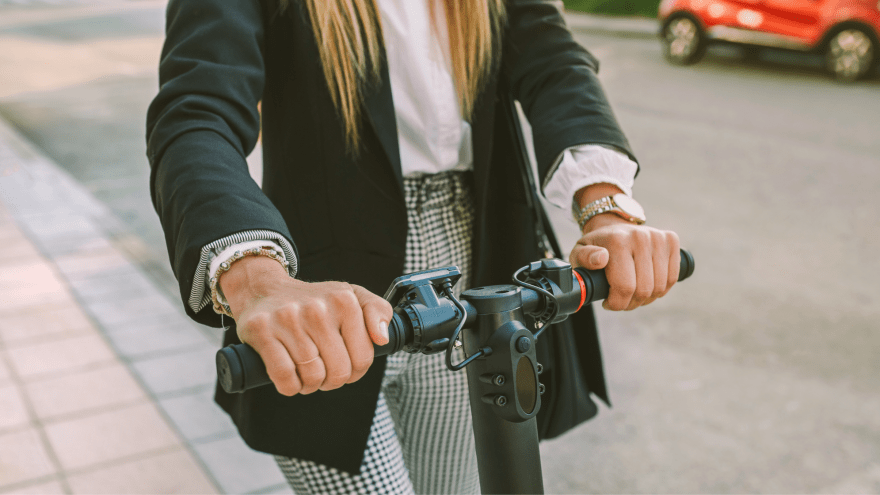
(574, 194), (646, 230)
(573, 196), (616, 230)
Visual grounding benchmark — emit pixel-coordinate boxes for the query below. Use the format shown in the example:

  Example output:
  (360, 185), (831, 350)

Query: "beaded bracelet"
(209, 247), (289, 318)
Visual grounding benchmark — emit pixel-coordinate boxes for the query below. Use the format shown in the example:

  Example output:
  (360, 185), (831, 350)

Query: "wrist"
(219, 255), (290, 315)
(574, 183), (625, 210)
(581, 211), (630, 235)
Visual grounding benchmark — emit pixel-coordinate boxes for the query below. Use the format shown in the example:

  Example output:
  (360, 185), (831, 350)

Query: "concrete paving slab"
(65, 269), (158, 304)
(193, 436), (289, 495)
(131, 345), (217, 396)
(0, 233), (42, 263)
(6, 332), (116, 379)
(65, 447), (218, 495)
(0, 479), (65, 495)
(0, 383), (30, 431)
(159, 390), (236, 443)
(103, 319), (211, 360)
(42, 402), (179, 471)
(252, 483), (295, 495)
(0, 260), (70, 312)
(83, 293), (181, 328)
(0, 428), (56, 489)
(58, 261), (143, 286)
(25, 362), (147, 420)
(0, 355), (10, 384)
(0, 300), (92, 344)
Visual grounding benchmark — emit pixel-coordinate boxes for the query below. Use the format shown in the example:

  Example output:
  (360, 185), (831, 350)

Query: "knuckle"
(275, 382), (300, 397)
(367, 296), (393, 315)
(634, 286), (652, 302)
(269, 368), (300, 396)
(351, 355), (374, 374)
(614, 282), (636, 298)
(241, 312), (270, 332)
(272, 366), (296, 383)
(247, 331), (275, 350)
(299, 369), (326, 389)
(606, 299), (627, 311)
(632, 229), (651, 246)
(329, 281), (354, 294)
(276, 304), (300, 326)
(321, 375), (349, 391)
(606, 233), (628, 250)
(303, 301), (328, 321)
(329, 290), (358, 312)
(653, 285), (668, 298)
(650, 229), (666, 246)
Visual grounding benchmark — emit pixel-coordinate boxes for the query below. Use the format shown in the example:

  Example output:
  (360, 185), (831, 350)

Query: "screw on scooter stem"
(216, 312), (409, 394)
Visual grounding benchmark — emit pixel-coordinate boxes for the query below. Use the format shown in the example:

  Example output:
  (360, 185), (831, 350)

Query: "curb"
(564, 11), (660, 39)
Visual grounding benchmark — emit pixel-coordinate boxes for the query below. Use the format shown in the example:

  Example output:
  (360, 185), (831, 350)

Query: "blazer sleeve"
(502, 0), (639, 184)
(146, 0), (297, 327)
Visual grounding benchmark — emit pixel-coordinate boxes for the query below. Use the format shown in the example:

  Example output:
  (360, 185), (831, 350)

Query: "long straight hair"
(281, 0), (506, 152)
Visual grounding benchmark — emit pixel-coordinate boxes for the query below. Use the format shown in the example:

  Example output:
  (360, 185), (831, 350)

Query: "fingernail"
(379, 321), (389, 341)
(590, 251), (603, 265)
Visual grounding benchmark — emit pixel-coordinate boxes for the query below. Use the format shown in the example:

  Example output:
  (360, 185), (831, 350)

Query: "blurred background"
(0, 0), (878, 493)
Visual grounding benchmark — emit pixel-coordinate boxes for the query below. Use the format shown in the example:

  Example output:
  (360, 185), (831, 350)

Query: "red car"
(659, 0), (880, 80)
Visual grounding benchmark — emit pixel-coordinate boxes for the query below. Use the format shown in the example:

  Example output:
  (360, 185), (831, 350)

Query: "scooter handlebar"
(217, 312), (407, 394)
(217, 249), (695, 394)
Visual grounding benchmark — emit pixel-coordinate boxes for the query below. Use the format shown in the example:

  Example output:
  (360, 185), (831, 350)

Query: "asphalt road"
(538, 31), (880, 494)
(1, 4), (879, 492)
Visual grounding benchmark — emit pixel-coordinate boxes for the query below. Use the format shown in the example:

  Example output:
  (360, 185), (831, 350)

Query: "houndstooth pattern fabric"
(275, 171), (479, 494)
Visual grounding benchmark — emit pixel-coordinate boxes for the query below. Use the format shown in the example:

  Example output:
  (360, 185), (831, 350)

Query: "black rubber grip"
(217, 313), (407, 394)
(574, 248), (694, 303)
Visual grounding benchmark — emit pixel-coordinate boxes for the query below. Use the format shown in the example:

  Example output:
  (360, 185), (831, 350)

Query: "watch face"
(612, 194), (647, 223)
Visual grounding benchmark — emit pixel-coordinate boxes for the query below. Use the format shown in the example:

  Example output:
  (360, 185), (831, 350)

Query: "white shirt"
(191, 0), (638, 314)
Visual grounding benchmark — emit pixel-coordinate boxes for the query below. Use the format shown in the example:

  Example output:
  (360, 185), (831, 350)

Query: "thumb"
(351, 284), (392, 346)
(571, 244), (609, 270)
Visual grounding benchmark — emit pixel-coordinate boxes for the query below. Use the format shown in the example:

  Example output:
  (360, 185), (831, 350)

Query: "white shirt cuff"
(541, 144), (638, 213)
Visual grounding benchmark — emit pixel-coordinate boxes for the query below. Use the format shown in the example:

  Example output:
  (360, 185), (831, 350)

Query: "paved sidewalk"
(0, 117), (291, 493)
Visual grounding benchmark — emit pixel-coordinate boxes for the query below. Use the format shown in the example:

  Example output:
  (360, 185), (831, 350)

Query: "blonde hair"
(281, 0), (505, 152)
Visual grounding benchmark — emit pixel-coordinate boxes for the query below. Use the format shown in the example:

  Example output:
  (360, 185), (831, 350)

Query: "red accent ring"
(574, 271), (587, 312)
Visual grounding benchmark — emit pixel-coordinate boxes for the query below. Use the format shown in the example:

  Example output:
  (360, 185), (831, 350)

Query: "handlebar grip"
(217, 313), (407, 394)
(574, 248), (695, 303)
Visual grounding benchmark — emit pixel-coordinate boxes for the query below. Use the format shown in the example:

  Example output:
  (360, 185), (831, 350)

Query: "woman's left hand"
(570, 213), (681, 311)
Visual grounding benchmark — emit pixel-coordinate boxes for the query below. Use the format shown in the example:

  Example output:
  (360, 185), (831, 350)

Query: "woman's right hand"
(220, 256), (393, 396)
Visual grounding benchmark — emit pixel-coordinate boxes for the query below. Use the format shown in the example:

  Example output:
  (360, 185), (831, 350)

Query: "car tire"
(825, 28), (878, 82)
(662, 15), (707, 65)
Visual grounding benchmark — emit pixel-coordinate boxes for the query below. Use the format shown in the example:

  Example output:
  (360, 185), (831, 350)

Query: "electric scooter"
(217, 250), (695, 494)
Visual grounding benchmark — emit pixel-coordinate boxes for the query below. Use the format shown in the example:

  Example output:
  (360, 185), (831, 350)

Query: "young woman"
(146, 0), (681, 493)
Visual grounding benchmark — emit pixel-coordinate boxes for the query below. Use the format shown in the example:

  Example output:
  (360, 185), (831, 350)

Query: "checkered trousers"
(275, 171), (479, 494)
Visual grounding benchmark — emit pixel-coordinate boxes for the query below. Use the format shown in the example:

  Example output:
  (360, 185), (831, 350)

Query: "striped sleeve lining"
(188, 230), (298, 314)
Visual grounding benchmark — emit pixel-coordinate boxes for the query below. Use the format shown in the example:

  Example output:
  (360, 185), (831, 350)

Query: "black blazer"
(147, 0), (637, 475)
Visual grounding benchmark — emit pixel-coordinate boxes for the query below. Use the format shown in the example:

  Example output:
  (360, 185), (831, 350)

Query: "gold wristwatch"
(573, 193), (646, 231)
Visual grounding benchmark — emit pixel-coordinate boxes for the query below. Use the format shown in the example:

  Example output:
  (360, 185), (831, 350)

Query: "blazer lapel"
(362, 54), (404, 198)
